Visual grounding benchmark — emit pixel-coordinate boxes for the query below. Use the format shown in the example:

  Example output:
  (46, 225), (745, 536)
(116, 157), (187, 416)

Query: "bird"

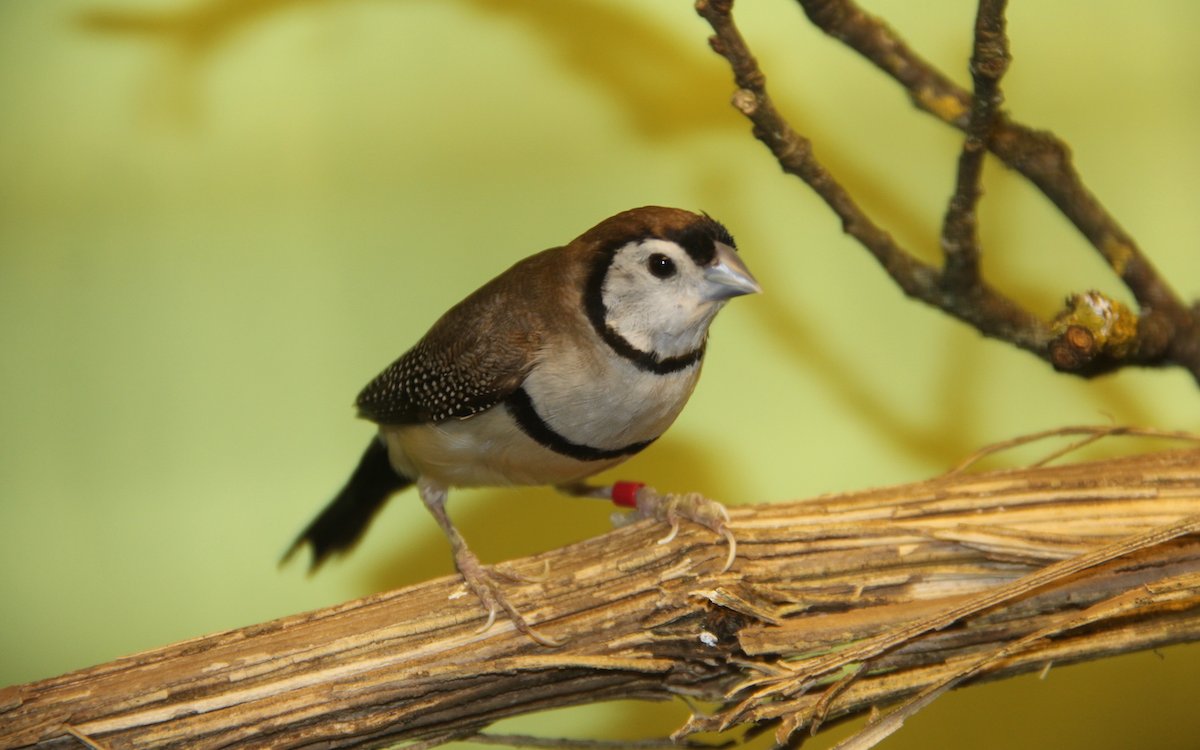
(283, 206), (760, 644)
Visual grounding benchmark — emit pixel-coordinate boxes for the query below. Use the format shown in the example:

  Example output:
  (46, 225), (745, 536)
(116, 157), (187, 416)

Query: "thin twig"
(699, 0), (1200, 381)
(939, 0), (1009, 289)
(799, 0), (1200, 380)
(792, 0), (1180, 312)
(945, 424), (1200, 474)
(695, 0), (1049, 355)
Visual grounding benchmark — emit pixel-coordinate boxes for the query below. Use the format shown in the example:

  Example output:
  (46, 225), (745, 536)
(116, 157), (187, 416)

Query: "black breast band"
(504, 388), (655, 462)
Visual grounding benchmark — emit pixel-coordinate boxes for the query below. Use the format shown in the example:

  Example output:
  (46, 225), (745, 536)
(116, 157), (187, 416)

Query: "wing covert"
(355, 334), (533, 425)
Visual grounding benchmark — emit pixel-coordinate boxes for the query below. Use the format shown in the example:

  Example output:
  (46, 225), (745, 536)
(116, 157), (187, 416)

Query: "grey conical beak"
(703, 243), (762, 301)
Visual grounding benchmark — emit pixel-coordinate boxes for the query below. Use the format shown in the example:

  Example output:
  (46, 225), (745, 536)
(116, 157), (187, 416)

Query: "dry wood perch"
(3, 442), (1200, 749)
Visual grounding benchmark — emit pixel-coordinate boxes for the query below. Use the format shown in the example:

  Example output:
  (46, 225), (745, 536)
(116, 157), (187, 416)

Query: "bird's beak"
(703, 243), (762, 301)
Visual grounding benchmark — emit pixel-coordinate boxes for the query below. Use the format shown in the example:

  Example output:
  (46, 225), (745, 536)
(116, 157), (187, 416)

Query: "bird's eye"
(647, 253), (677, 279)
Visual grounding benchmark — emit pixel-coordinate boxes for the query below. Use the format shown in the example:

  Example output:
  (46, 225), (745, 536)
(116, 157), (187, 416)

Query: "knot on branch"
(913, 86), (970, 126)
(1049, 291), (1138, 372)
(731, 88), (759, 115)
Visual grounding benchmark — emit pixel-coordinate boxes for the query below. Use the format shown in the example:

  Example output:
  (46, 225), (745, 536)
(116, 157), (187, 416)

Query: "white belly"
(380, 350), (702, 489)
(381, 408), (624, 488)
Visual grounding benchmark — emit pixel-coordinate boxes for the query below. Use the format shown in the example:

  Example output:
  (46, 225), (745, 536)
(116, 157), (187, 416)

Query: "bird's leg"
(557, 481), (737, 572)
(556, 480), (613, 500)
(417, 479), (559, 646)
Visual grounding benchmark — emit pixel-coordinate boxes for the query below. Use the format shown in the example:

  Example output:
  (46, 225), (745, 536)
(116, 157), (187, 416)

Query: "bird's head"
(578, 206), (760, 371)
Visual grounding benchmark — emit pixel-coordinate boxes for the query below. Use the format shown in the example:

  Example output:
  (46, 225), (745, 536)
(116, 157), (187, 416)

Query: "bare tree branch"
(696, 0), (1049, 351)
(4, 442), (1200, 750)
(697, 0), (1200, 382)
(939, 0), (1008, 289)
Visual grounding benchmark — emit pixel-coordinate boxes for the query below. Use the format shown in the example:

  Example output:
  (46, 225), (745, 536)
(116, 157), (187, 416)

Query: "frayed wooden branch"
(3, 435), (1200, 750)
(696, 0), (1200, 382)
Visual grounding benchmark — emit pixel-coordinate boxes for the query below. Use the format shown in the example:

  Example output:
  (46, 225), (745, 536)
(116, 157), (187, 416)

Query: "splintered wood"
(3, 447), (1199, 749)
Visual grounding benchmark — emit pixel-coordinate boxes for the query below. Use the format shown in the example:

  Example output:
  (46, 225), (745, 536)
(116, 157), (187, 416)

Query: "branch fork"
(697, 0), (1200, 382)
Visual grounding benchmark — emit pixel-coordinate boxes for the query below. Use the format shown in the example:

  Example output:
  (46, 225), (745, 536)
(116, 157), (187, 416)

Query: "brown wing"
(354, 249), (569, 425)
(354, 207), (713, 425)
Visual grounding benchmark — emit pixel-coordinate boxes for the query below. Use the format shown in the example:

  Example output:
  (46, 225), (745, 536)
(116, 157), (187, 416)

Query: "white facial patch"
(600, 239), (723, 360)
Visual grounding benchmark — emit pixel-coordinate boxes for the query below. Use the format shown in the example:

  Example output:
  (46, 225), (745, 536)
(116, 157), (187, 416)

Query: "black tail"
(282, 438), (412, 572)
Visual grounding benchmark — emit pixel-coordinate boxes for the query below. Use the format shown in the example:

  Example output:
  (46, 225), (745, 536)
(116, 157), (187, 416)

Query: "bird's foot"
(419, 478), (559, 646)
(452, 546), (561, 647)
(611, 482), (737, 572)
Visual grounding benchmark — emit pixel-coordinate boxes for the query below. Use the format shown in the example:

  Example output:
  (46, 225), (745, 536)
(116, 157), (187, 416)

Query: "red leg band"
(611, 481), (645, 508)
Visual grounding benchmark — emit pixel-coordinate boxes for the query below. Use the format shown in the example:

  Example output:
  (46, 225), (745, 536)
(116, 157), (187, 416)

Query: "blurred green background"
(2, 1), (1199, 748)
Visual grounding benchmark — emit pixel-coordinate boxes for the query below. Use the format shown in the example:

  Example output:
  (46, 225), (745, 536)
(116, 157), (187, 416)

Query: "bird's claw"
(628, 487), (737, 572)
(454, 556), (560, 647)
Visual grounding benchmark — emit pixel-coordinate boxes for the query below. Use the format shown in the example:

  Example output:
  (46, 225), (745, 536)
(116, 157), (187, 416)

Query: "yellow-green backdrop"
(2, 1), (1198, 748)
